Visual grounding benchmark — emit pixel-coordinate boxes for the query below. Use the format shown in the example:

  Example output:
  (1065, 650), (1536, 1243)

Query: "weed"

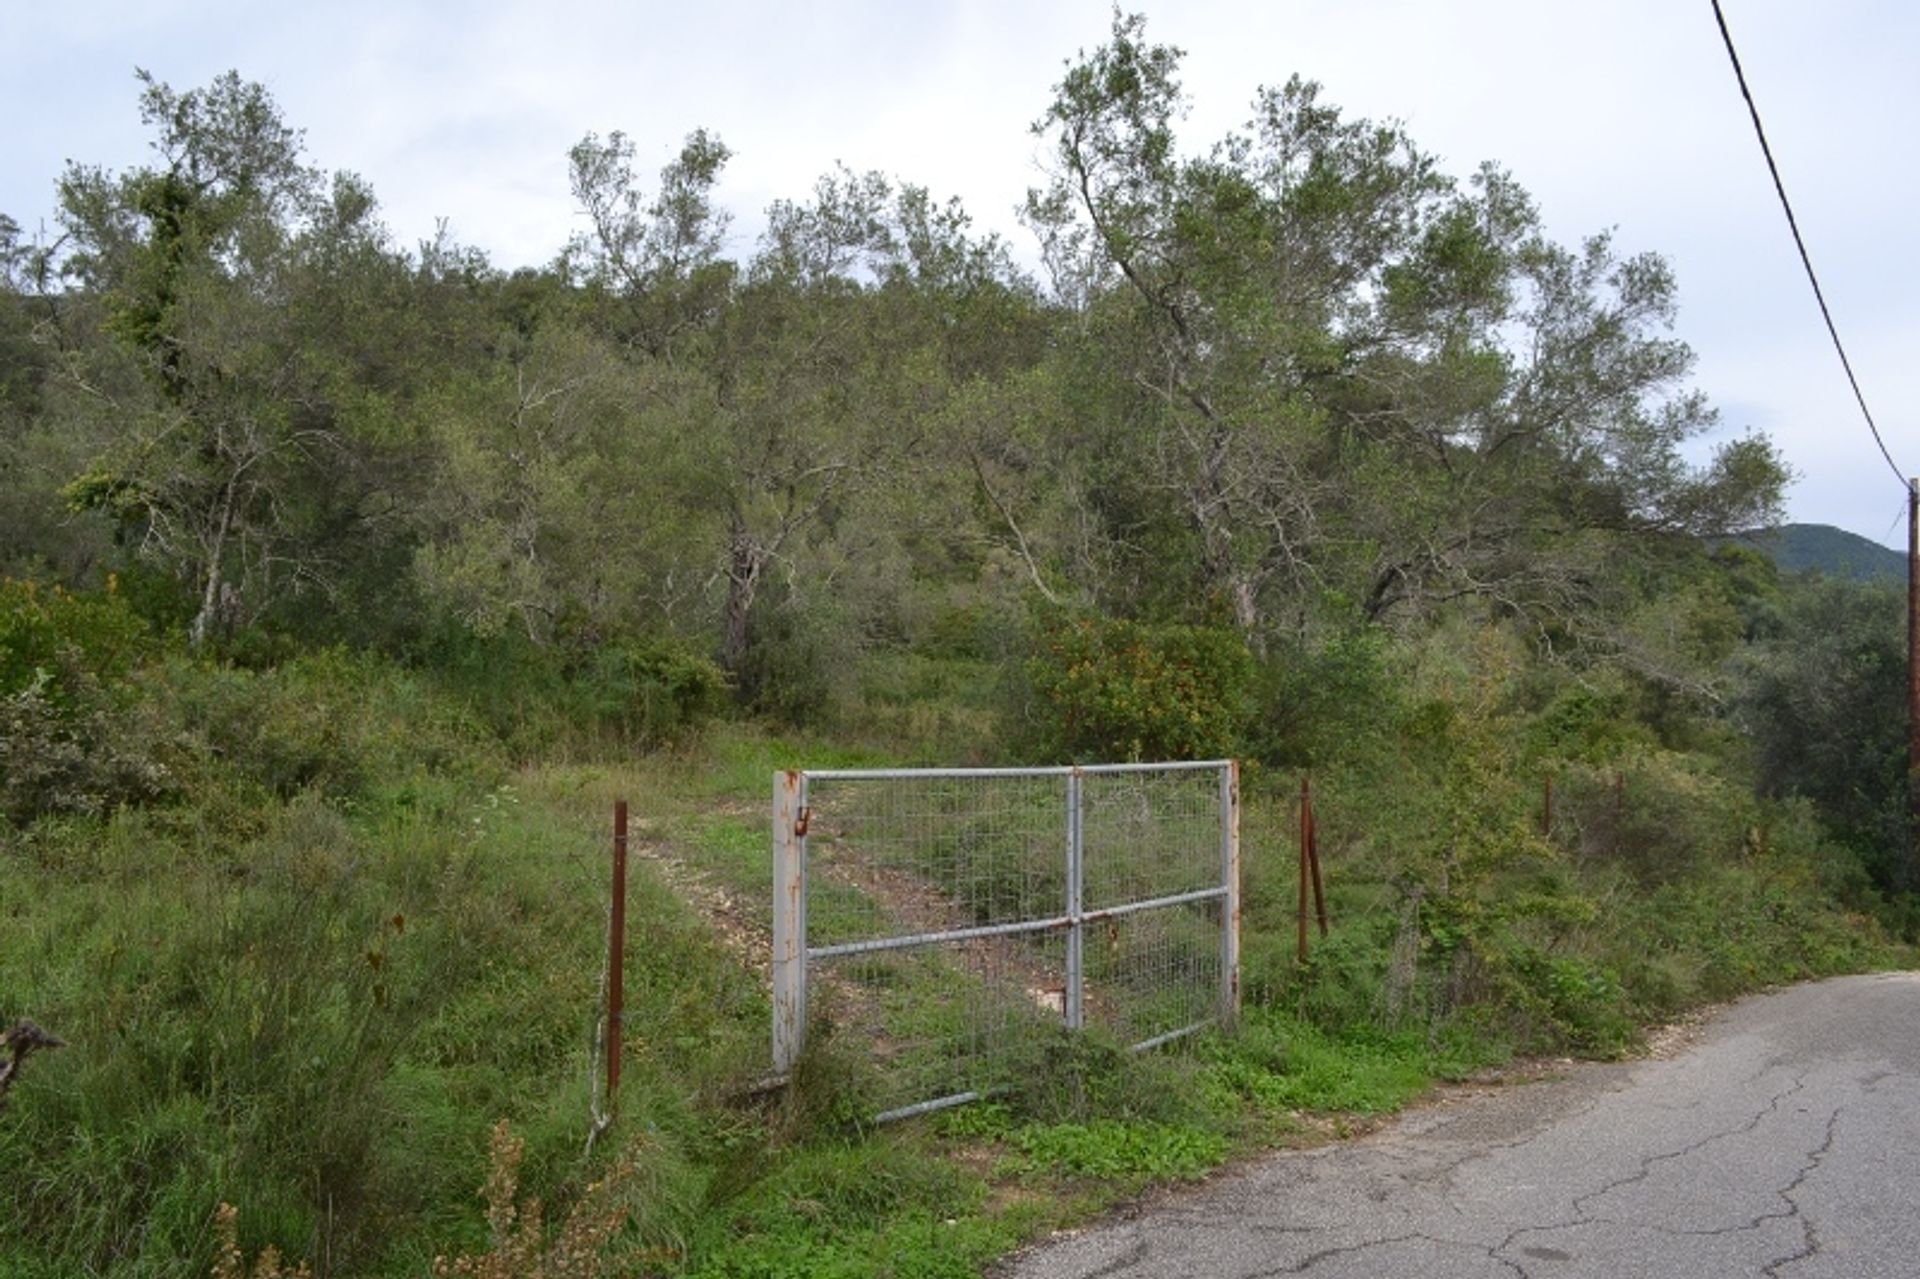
(430, 1120), (629, 1279)
(1006, 1120), (1226, 1182)
(211, 1203), (312, 1279)
(1198, 1012), (1434, 1115)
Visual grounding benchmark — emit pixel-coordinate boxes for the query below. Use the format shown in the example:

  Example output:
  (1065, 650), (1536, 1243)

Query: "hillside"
(1737, 523), (1906, 583)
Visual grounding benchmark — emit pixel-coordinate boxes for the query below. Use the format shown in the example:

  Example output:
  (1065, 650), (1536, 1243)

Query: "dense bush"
(1022, 615), (1254, 763)
(580, 634), (730, 746)
(0, 669), (174, 824)
(733, 589), (852, 729)
(414, 624), (730, 758)
(1550, 754), (1754, 885)
(159, 649), (505, 804)
(1246, 628), (1402, 768)
(0, 577), (152, 701)
(0, 580), (168, 824)
(1735, 576), (1909, 890)
(1523, 679), (1657, 764)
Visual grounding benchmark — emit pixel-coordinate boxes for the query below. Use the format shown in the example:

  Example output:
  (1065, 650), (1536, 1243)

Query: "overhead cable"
(1710, 0), (1907, 487)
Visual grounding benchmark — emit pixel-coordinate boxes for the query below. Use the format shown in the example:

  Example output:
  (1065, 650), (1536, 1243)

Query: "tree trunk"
(718, 520), (765, 678)
(1229, 575), (1258, 635)
(188, 479), (237, 652)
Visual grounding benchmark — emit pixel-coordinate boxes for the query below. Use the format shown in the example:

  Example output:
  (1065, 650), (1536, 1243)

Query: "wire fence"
(772, 762), (1239, 1122)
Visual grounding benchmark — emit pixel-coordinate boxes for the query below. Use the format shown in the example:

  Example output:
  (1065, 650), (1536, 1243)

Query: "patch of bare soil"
(1639, 1004), (1720, 1059)
(628, 818), (771, 977)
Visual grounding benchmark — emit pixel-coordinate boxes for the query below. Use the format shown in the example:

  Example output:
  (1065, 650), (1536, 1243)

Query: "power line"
(1882, 494), (1908, 547)
(1710, 0), (1907, 488)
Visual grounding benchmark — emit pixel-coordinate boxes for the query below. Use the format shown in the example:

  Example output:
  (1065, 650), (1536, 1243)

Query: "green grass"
(1198, 1011), (1492, 1116)
(1005, 1120), (1226, 1183)
(0, 666), (770, 1277)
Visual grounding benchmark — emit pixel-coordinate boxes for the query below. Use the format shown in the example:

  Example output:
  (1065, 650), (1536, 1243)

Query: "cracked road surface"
(995, 973), (1920, 1279)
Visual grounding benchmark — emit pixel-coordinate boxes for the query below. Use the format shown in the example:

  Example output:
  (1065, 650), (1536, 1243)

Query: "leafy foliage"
(0, 577), (151, 700)
(1023, 614), (1254, 762)
(1006, 1120), (1224, 1181)
(580, 635), (730, 746)
(1735, 577), (1909, 889)
(0, 580), (168, 823)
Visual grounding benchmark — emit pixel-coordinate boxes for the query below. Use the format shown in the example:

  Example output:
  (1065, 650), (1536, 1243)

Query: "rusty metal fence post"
(606, 800), (628, 1108)
(1298, 776), (1312, 963)
(1296, 775), (1329, 965)
(1307, 782), (1328, 940)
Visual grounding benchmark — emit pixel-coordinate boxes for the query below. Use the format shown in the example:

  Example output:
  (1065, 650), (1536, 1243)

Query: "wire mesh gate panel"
(772, 761), (1239, 1122)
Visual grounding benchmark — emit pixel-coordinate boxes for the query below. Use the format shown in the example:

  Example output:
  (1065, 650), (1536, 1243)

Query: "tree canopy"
(0, 21), (1805, 736)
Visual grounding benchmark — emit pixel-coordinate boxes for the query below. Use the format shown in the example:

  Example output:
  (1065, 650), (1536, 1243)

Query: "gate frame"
(771, 760), (1241, 1114)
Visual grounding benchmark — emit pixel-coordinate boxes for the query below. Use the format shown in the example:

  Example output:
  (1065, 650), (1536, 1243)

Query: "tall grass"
(0, 656), (762, 1276)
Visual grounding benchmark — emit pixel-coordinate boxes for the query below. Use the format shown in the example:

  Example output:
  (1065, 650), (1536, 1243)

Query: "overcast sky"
(6, 0), (1914, 546)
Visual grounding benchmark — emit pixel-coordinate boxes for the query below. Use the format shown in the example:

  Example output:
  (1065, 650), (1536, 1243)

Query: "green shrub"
(1551, 754), (1751, 884)
(1735, 576), (1908, 888)
(1488, 945), (1635, 1055)
(581, 635), (729, 746)
(410, 622), (732, 759)
(1007, 1120), (1224, 1181)
(1523, 681), (1655, 764)
(0, 579), (167, 824)
(735, 591), (852, 729)
(997, 1026), (1200, 1127)
(918, 602), (1002, 661)
(1197, 1010), (1445, 1114)
(1247, 628), (1402, 768)
(0, 671), (173, 824)
(1022, 614), (1254, 762)
(0, 577), (151, 702)
(159, 648), (503, 804)
(848, 653), (1005, 763)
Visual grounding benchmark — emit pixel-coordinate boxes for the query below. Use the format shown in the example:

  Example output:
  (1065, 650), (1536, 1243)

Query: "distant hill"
(1727, 523), (1906, 583)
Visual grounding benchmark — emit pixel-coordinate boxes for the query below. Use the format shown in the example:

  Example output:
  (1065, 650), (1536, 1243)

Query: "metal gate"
(772, 761), (1239, 1121)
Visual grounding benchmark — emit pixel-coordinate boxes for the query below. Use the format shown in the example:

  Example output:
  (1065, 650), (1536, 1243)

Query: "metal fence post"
(1298, 775), (1312, 964)
(1306, 785), (1328, 939)
(608, 800), (627, 1104)
(1064, 767), (1085, 1031)
(1219, 760), (1241, 1027)
(771, 770), (808, 1075)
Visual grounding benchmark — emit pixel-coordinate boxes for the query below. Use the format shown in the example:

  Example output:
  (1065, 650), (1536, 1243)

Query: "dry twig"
(0, 1018), (65, 1114)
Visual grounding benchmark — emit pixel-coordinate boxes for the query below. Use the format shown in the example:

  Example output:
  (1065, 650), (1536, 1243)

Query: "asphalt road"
(995, 972), (1920, 1279)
